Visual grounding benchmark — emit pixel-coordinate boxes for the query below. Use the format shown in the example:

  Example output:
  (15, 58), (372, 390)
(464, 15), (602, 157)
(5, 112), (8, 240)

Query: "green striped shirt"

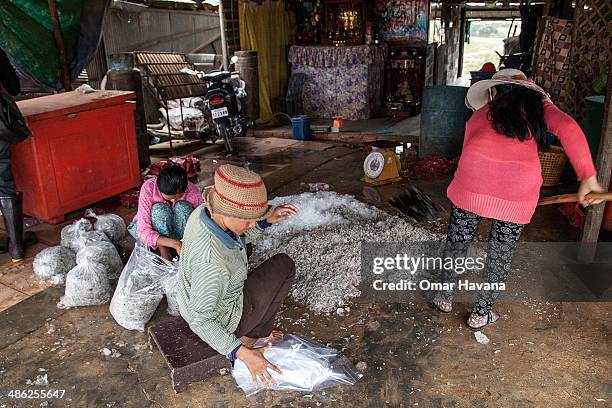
(177, 205), (264, 355)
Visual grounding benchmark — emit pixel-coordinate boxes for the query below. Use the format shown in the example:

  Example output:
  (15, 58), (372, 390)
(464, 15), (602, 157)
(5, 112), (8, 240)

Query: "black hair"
(488, 85), (551, 150)
(157, 165), (188, 195)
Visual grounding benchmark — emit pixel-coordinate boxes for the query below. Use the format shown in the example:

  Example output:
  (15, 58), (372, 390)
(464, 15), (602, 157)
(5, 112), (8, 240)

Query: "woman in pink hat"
(432, 69), (604, 329)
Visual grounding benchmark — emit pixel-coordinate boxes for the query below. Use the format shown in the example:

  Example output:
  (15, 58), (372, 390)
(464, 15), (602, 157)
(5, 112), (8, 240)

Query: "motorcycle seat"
(201, 71), (233, 81)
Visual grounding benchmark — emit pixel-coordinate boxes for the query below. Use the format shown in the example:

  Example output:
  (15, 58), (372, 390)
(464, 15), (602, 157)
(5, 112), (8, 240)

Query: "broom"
(537, 192), (612, 206)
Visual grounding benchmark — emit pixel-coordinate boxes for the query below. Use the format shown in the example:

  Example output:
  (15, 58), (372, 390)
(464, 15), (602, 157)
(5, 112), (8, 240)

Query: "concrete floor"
(0, 137), (610, 407)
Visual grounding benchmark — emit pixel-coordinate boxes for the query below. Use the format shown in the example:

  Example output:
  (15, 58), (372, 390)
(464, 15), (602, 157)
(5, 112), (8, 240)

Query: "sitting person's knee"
(151, 202), (172, 216)
(273, 253), (295, 278)
(151, 203), (173, 236)
(173, 200), (194, 213)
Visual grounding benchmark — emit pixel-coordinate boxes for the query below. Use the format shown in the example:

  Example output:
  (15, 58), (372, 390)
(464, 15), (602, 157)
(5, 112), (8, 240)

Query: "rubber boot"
(0, 193), (24, 262)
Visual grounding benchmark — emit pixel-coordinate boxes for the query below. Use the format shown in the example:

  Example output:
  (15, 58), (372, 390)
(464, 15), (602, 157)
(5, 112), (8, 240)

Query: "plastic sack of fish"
(110, 244), (178, 331)
(33, 246), (77, 285)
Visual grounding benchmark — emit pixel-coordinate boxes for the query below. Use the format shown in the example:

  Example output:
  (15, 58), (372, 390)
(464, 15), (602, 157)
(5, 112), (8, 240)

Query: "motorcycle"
(183, 56), (250, 153)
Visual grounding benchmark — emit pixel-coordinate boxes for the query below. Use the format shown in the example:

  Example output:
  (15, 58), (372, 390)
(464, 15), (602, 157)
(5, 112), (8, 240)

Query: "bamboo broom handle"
(537, 192), (612, 206)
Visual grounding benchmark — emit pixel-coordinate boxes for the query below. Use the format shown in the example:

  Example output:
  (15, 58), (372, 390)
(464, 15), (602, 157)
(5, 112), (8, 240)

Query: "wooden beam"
(580, 67), (612, 247)
(47, 0), (71, 91)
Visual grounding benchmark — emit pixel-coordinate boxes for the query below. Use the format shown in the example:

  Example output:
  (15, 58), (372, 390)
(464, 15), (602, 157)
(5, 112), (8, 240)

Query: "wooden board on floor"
(0, 283), (28, 313)
(0, 260), (50, 297)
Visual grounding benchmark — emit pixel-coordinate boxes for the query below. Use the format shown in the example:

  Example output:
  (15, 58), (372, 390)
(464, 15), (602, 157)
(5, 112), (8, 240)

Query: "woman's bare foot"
(240, 330), (284, 348)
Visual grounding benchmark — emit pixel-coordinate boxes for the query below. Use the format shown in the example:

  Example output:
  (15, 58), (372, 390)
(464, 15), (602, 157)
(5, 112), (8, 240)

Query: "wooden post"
(48, 0), (71, 91)
(579, 67), (612, 254)
(218, 0), (229, 70)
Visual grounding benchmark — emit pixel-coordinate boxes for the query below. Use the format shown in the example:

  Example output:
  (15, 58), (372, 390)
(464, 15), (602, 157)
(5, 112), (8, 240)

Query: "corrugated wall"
(102, 4), (222, 57)
(86, 2), (224, 88)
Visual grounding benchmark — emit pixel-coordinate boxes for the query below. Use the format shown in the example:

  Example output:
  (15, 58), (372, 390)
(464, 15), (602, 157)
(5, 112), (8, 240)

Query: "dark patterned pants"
(439, 204), (525, 316)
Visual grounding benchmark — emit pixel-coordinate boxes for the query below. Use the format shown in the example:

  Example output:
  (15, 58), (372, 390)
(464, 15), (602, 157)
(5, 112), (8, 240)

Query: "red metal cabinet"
(13, 91), (140, 224)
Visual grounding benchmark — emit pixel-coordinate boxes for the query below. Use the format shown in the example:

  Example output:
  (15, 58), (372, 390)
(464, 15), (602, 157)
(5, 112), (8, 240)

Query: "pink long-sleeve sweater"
(133, 177), (203, 249)
(447, 99), (596, 225)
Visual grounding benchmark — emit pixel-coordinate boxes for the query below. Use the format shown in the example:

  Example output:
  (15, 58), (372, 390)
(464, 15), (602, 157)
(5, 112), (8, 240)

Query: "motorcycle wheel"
(217, 125), (234, 153)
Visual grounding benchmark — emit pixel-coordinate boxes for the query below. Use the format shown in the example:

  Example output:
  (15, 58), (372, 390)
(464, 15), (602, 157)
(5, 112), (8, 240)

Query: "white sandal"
(467, 309), (499, 329)
(432, 293), (452, 313)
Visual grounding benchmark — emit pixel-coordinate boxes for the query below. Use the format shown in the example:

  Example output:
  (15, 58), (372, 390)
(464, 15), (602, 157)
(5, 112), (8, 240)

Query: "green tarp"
(0, 0), (109, 90)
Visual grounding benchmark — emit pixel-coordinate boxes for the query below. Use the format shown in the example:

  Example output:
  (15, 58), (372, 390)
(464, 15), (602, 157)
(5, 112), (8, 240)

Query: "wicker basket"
(539, 145), (568, 186)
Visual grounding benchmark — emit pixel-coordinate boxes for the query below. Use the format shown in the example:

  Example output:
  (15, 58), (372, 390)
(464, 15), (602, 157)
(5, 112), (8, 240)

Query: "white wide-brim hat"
(465, 68), (550, 111)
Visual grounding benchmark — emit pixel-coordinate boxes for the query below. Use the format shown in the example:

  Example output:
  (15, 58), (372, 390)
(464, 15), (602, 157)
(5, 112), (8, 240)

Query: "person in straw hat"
(431, 68), (603, 329)
(177, 164), (299, 389)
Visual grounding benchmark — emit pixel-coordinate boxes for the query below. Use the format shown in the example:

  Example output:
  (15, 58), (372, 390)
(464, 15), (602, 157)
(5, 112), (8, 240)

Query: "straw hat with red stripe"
(203, 164), (275, 221)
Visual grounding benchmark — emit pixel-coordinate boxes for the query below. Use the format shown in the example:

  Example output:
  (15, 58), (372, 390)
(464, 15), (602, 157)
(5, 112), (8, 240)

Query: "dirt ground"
(0, 137), (610, 408)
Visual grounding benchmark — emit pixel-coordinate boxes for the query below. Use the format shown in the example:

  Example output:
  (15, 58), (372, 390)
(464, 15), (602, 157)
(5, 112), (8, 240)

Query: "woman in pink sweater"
(128, 165), (203, 260)
(433, 69), (603, 329)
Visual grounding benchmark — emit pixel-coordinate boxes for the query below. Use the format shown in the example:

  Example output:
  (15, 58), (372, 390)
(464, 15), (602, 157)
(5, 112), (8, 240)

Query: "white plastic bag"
(93, 213), (126, 242)
(160, 106), (205, 131)
(163, 273), (180, 316)
(110, 244), (178, 331)
(76, 241), (123, 279)
(232, 335), (362, 396)
(33, 246), (77, 285)
(58, 260), (112, 308)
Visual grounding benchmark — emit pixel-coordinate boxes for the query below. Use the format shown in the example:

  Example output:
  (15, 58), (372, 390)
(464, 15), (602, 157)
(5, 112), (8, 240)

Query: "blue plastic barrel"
(291, 115), (311, 141)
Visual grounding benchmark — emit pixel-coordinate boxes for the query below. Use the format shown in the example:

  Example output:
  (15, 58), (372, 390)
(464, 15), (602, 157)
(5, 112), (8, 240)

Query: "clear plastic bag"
(58, 260), (112, 308)
(60, 219), (93, 251)
(163, 273), (180, 316)
(33, 246), (77, 285)
(109, 244), (178, 331)
(73, 230), (111, 253)
(61, 218), (111, 253)
(232, 335), (363, 396)
(76, 241), (124, 280)
(93, 213), (126, 243)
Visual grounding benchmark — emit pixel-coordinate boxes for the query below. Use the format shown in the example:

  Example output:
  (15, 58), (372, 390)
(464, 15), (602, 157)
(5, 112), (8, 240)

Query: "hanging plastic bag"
(110, 244), (178, 331)
(58, 260), (112, 308)
(163, 273), (180, 316)
(33, 246), (77, 285)
(76, 241), (124, 280)
(92, 213), (127, 243)
(232, 335), (363, 396)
